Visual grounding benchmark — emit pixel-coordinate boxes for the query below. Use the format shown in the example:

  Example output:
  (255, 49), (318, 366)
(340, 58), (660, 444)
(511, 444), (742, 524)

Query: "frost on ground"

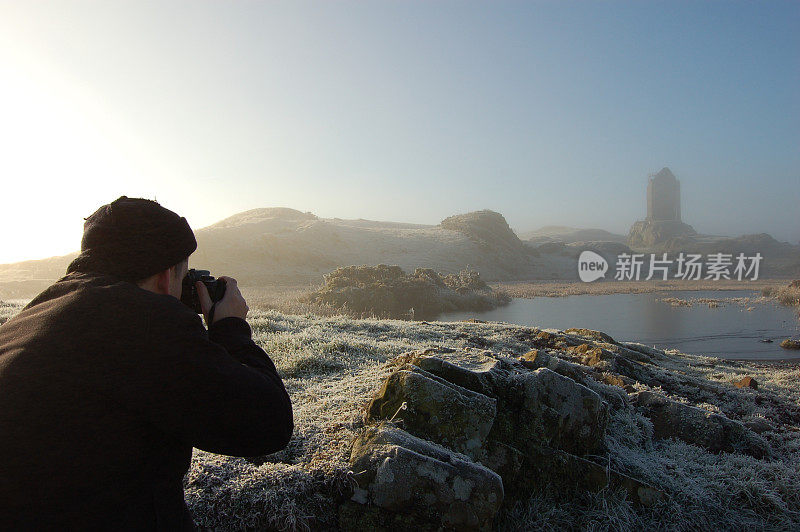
(1, 300), (799, 530)
(182, 310), (800, 531)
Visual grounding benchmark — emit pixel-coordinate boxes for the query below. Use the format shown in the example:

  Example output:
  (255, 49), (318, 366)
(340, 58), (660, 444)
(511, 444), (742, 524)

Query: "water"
(438, 290), (800, 360)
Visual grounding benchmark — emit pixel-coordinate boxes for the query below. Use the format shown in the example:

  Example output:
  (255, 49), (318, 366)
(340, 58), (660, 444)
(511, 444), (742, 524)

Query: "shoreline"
(742, 357), (800, 367)
(492, 278), (789, 299)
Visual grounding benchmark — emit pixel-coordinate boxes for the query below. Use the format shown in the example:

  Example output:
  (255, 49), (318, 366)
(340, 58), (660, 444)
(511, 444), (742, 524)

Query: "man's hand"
(196, 276), (249, 326)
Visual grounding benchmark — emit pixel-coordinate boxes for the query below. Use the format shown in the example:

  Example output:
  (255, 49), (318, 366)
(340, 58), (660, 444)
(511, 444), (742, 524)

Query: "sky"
(0, 1), (798, 264)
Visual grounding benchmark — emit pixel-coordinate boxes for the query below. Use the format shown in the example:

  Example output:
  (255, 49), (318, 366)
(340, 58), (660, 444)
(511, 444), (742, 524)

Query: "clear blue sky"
(1, 1), (798, 262)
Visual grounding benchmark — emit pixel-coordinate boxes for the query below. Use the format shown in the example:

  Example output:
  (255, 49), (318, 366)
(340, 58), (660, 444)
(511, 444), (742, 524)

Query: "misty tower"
(646, 167), (681, 222)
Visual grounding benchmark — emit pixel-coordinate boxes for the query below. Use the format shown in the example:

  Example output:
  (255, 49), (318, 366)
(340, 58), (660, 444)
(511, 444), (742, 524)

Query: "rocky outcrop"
(627, 219), (697, 249)
(634, 391), (771, 458)
(497, 368), (608, 456)
(345, 426), (504, 531)
(348, 347), (663, 529)
(346, 321), (780, 529)
(304, 264), (510, 319)
(365, 366), (497, 458)
(440, 210), (526, 256)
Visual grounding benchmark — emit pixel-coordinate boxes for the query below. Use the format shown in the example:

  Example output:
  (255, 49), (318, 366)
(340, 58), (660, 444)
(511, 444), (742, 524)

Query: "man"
(0, 197), (293, 529)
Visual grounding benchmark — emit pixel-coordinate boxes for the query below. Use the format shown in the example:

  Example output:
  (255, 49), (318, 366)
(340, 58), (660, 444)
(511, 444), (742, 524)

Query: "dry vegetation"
(658, 296), (768, 309)
(762, 284), (800, 308)
(3, 299), (800, 530)
(495, 279), (788, 299)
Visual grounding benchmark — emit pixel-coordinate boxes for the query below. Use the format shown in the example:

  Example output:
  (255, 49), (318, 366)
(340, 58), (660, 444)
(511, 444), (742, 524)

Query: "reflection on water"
(438, 290), (800, 360)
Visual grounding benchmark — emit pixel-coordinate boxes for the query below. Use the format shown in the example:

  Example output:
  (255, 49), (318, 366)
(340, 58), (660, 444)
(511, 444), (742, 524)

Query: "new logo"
(578, 251), (608, 283)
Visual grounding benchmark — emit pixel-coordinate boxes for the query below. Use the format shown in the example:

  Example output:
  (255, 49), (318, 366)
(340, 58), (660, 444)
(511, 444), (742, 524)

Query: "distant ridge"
(1, 207), (797, 298)
(519, 226), (627, 244)
(206, 208), (317, 229)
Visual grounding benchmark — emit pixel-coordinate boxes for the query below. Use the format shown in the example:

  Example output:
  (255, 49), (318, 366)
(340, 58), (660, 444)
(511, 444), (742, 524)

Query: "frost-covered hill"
(0, 208), (545, 295)
(165, 208), (542, 285)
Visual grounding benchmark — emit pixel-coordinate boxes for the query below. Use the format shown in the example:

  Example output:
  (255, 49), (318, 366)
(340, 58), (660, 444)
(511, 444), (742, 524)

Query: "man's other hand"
(196, 276), (249, 326)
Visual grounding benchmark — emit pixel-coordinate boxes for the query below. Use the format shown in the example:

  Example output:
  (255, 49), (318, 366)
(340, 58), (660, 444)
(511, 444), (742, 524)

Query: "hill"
(0, 209), (543, 297)
(520, 225), (627, 245)
(0, 253), (78, 299)
(188, 208), (541, 285)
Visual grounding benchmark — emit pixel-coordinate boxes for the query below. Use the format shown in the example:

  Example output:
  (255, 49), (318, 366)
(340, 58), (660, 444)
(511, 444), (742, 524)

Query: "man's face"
(168, 260), (189, 299)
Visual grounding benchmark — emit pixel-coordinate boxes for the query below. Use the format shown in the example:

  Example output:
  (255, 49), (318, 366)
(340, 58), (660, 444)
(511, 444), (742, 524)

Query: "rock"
(734, 376), (758, 390)
(349, 426), (504, 531)
(593, 372), (635, 390)
(365, 367), (497, 458)
(408, 353), (509, 398)
(789, 280), (800, 289)
(744, 418), (773, 434)
(521, 444), (666, 507)
(780, 339), (800, 350)
(519, 349), (550, 370)
(481, 440), (527, 494)
(531, 330), (580, 350)
(354, 349), (667, 521)
(495, 368), (608, 457)
(567, 343), (613, 368)
(535, 352), (589, 383)
(620, 342), (668, 361)
(564, 328), (617, 345)
(407, 354), (608, 455)
(611, 356), (657, 386)
(634, 391), (771, 458)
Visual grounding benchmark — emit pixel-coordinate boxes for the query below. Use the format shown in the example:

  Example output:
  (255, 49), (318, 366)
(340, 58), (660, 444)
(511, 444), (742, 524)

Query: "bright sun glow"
(0, 45), (163, 264)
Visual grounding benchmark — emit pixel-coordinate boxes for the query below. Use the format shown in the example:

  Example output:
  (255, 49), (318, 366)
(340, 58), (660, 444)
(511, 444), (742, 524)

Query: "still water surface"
(438, 290), (800, 360)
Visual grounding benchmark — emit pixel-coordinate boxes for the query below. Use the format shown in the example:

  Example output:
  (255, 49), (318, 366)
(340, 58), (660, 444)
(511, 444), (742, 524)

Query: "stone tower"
(646, 167), (681, 222)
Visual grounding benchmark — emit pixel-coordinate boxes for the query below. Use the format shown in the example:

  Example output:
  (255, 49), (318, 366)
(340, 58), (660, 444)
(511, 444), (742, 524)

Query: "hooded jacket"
(0, 271), (293, 529)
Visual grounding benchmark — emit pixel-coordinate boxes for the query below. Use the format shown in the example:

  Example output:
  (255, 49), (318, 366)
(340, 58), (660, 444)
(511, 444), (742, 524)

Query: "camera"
(181, 269), (226, 314)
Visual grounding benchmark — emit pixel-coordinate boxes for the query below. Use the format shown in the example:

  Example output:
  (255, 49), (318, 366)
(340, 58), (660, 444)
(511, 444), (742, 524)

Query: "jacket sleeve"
(101, 306), (293, 457)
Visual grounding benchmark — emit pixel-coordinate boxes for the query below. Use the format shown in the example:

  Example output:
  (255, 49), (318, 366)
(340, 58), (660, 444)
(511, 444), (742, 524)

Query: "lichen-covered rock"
(413, 353), (609, 457)
(519, 349), (587, 383)
(519, 348), (549, 370)
(408, 352), (510, 398)
(365, 367), (497, 458)
(567, 343), (614, 368)
(634, 391), (771, 458)
(349, 426), (504, 531)
(531, 330), (580, 350)
(498, 368), (608, 456)
(564, 328), (618, 345)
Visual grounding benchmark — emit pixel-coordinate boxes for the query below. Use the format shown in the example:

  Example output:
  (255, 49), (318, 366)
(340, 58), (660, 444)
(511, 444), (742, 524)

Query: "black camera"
(181, 269), (226, 314)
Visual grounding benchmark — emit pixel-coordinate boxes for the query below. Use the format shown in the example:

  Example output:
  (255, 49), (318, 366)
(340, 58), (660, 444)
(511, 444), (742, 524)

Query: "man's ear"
(154, 268), (172, 295)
